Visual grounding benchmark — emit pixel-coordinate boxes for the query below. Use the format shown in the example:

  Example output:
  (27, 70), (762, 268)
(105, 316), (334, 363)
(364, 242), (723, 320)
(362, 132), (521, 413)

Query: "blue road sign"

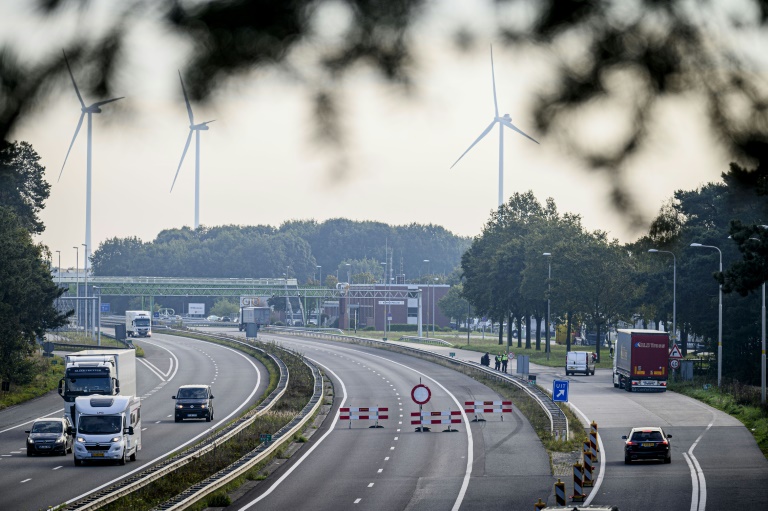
(100, 303), (110, 313)
(553, 380), (569, 402)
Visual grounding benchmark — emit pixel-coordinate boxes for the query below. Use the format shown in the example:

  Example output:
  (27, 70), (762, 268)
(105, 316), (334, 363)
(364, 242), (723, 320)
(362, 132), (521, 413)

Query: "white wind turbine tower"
(450, 45), (539, 207)
(58, 51), (123, 263)
(171, 71), (215, 229)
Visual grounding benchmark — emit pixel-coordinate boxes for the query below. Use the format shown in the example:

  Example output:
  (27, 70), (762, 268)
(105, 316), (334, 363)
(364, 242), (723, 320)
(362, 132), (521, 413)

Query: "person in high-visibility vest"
(501, 352), (509, 372)
(494, 354), (501, 370)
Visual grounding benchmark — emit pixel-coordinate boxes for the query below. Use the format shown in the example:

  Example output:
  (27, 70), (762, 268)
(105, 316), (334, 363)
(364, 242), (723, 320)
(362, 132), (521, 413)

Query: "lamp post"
(82, 243), (88, 338)
(73, 246), (79, 332)
(317, 265), (322, 286)
(433, 277), (438, 337)
(543, 253), (552, 361)
(346, 263), (351, 284)
(381, 262), (387, 339)
(747, 234), (767, 404)
(648, 249), (677, 345)
(690, 242), (723, 387)
(423, 259), (430, 337)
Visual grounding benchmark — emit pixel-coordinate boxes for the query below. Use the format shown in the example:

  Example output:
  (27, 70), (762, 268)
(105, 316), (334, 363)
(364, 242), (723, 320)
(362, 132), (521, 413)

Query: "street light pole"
(73, 246), (79, 332)
(317, 265), (322, 286)
(433, 277), (438, 338)
(381, 262), (387, 339)
(423, 259), (430, 337)
(690, 243), (723, 387)
(747, 233), (767, 405)
(648, 249), (677, 344)
(543, 253), (552, 361)
(82, 243), (88, 338)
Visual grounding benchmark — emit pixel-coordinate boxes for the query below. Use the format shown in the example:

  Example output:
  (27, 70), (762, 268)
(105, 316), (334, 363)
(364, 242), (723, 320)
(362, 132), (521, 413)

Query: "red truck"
(612, 329), (670, 392)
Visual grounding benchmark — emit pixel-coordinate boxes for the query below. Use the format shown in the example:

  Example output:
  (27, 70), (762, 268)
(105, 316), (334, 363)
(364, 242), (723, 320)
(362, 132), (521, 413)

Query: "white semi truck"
(71, 394), (141, 466)
(125, 310), (152, 337)
(58, 349), (137, 422)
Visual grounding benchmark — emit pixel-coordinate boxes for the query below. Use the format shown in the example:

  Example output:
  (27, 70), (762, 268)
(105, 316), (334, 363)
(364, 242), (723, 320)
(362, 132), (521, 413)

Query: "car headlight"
(176, 404), (184, 409)
(55, 437), (65, 444)
(27, 438), (34, 444)
(200, 404), (207, 409)
(77, 437), (86, 443)
(110, 436), (121, 443)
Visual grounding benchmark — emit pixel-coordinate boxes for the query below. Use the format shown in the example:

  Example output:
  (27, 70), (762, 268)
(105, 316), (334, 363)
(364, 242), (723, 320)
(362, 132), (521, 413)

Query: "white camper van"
(71, 395), (141, 466)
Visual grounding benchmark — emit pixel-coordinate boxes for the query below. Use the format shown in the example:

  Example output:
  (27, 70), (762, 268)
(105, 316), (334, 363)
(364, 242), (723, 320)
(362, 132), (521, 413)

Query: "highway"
(0, 332), (268, 511)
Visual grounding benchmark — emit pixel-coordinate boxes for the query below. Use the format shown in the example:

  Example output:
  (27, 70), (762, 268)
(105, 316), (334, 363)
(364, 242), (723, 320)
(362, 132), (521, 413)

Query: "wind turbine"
(59, 51), (123, 263)
(171, 71), (215, 229)
(450, 45), (539, 207)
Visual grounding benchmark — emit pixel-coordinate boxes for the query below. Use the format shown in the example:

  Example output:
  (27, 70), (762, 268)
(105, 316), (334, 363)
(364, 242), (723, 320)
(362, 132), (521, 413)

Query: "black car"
(220, 316), (232, 322)
(173, 384), (215, 422)
(622, 426), (672, 464)
(26, 417), (74, 456)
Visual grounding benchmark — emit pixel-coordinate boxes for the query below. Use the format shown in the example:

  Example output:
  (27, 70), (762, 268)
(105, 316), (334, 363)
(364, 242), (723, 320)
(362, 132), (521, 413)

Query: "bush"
(362, 326), (376, 331)
(207, 492), (231, 507)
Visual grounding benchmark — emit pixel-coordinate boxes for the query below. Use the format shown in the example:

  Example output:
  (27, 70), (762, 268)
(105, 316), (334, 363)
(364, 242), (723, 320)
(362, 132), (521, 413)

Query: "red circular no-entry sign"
(411, 384), (431, 405)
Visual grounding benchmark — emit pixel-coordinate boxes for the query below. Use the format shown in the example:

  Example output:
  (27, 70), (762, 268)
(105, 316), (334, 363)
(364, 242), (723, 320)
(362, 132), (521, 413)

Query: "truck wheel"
(130, 451), (136, 462)
(118, 451), (126, 466)
(206, 412), (211, 422)
(625, 380), (633, 392)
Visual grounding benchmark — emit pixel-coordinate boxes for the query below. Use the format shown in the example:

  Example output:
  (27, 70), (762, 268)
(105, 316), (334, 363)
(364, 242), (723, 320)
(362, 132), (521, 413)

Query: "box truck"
(58, 349), (137, 422)
(239, 306), (271, 331)
(71, 394), (141, 466)
(125, 310), (152, 337)
(613, 329), (670, 392)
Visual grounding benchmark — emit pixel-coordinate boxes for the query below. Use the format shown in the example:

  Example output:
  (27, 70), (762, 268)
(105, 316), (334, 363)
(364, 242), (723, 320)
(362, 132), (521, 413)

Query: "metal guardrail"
(264, 327), (568, 439)
(399, 335), (454, 347)
(152, 356), (324, 510)
(60, 333), (290, 511)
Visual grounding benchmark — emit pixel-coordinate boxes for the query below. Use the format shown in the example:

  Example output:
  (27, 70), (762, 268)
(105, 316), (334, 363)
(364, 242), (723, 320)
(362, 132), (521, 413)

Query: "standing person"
(501, 352), (509, 372)
(481, 352), (490, 366)
(494, 353), (501, 371)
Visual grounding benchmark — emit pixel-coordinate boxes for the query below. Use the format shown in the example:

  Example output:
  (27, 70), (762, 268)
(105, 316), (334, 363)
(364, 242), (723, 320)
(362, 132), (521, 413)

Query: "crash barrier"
(464, 400), (513, 422)
(554, 478), (567, 506)
(590, 420), (600, 461)
(339, 407), (388, 428)
(534, 497), (547, 510)
(572, 462), (585, 502)
(399, 335), (454, 347)
(263, 327), (569, 439)
(411, 410), (462, 431)
(583, 441), (594, 487)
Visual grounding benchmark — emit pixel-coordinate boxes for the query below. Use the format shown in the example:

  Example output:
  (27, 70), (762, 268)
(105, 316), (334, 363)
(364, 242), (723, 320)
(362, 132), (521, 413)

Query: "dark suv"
(26, 417), (74, 456)
(173, 384), (215, 422)
(622, 426), (672, 464)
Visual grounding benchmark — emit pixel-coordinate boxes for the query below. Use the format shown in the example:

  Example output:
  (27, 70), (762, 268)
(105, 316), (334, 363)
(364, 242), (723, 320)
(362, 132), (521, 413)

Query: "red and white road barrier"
(410, 410), (462, 425)
(339, 407), (388, 428)
(464, 400), (512, 421)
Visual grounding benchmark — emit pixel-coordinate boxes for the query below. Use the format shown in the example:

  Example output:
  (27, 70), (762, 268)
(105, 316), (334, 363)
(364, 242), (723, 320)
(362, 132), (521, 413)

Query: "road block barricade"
(339, 407), (388, 428)
(582, 441), (594, 487)
(411, 410), (462, 431)
(571, 462), (585, 502)
(554, 478), (566, 506)
(464, 401), (513, 422)
(590, 421), (600, 461)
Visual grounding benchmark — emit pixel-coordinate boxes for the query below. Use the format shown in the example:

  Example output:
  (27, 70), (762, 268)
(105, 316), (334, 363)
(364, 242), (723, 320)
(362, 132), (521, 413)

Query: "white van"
(566, 351), (595, 376)
(71, 395), (141, 465)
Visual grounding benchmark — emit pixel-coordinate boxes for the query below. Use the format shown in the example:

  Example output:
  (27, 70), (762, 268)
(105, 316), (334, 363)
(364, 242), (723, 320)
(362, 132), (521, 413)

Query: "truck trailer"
(71, 394), (141, 466)
(239, 306), (271, 332)
(58, 349), (137, 422)
(125, 310), (152, 337)
(613, 329), (670, 392)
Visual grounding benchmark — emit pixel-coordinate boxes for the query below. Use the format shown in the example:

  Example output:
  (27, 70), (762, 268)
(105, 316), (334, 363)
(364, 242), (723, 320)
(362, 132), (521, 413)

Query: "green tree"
(438, 284), (472, 328)
(0, 208), (69, 384)
(0, 140), (50, 235)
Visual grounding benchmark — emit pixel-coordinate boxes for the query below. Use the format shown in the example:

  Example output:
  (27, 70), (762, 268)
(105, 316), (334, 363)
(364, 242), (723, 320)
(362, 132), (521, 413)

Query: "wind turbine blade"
(179, 71), (194, 124)
(93, 97), (124, 108)
(450, 120), (497, 169)
(490, 45), (498, 118)
(500, 118), (540, 144)
(170, 130), (193, 192)
(202, 120), (215, 125)
(58, 112), (85, 182)
(62, 51), (86, 108)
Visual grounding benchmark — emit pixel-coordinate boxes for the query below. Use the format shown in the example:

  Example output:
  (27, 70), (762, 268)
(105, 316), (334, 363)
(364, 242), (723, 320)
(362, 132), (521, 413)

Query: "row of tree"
(456, 161), (766, 384)
(90, 220), (471, 285)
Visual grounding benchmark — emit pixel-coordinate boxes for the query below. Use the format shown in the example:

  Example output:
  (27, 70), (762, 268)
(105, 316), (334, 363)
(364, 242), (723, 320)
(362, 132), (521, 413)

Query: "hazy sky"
(3, 0), (760, 269)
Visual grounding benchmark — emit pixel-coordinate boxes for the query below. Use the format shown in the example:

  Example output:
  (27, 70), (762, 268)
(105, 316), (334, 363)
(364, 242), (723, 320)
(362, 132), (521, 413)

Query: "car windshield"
(78, 415), (122, 434)
(631, 430), (663, 442)
(32, 421), (62, 433)
(177, 388), (207, 399)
